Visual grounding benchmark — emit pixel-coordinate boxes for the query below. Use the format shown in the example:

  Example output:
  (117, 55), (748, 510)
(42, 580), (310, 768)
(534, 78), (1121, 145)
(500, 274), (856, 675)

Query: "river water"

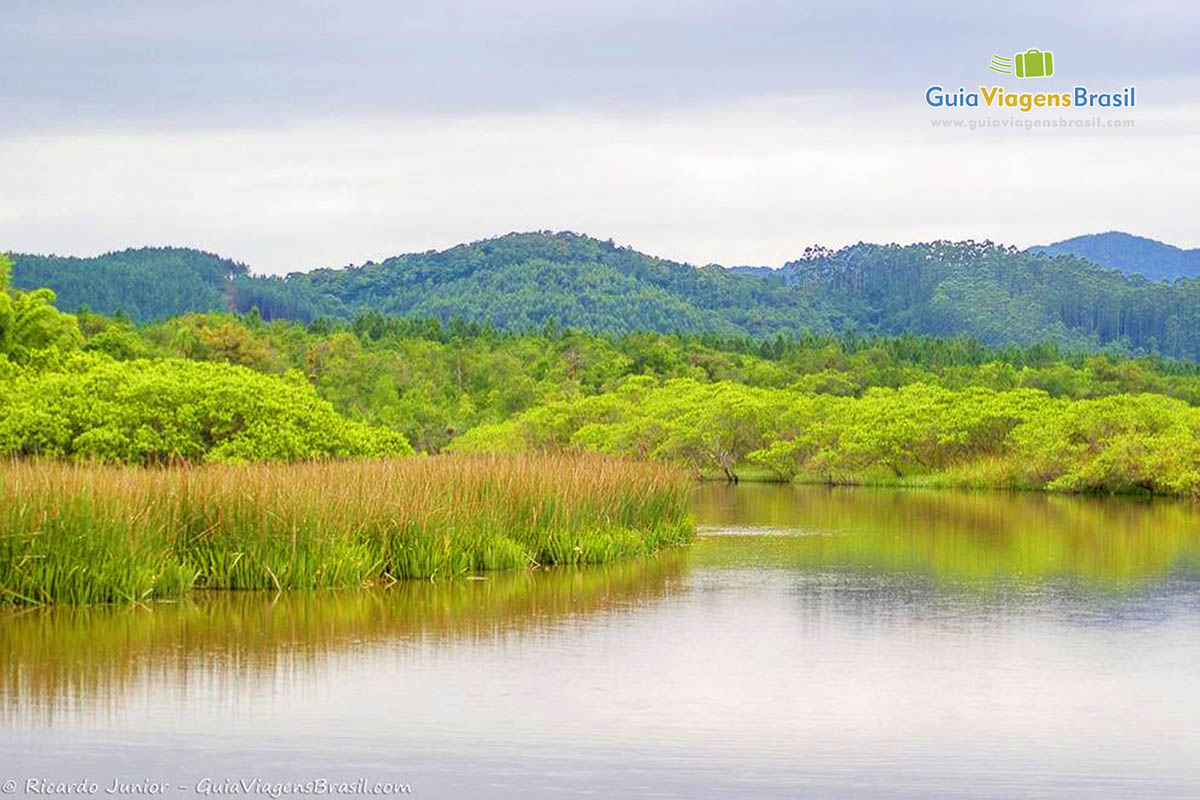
(3, 484), (1200, 798)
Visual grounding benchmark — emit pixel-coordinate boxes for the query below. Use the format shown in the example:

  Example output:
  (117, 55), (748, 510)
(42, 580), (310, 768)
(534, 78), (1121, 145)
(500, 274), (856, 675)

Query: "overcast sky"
(2, 0), (1197, 274)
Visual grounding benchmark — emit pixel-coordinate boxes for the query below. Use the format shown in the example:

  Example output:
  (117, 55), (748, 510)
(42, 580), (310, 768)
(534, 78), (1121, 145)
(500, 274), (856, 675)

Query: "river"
(3, 484), (1200, 798)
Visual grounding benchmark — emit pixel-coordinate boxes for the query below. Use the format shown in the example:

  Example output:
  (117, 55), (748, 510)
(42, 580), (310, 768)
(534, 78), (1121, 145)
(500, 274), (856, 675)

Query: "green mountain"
(233, 231), (828, 335)
(11, 247), (245, 320)
(777, 240), (1200, 353)
(1029, 232), (1200, 282)
(12, 231), (1200, 359)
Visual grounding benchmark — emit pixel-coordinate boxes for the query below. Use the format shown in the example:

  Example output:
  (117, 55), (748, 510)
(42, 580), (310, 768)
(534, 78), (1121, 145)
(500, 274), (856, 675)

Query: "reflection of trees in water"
(692, 483), (1200, 584)
(0, 552), (688, 722)
(7, 485), (1200, 722)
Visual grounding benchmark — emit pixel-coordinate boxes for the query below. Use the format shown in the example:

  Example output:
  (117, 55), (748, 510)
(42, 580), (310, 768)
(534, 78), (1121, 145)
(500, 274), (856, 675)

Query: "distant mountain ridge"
(1028, 232), (1200, 282)
(11, 230), (1200, 359)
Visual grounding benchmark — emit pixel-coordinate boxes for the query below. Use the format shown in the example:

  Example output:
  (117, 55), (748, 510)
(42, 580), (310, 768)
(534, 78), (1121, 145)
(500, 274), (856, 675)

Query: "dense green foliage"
(452, 380), (1200, 495)
(1030, 231), (1200, 282)
(9, 249), (1200, 495)
(23, 230), (1200, 359)
(0, 254), (83, 368)
(11, 247), (244, 321)
(1, 254), (409, 463)
(0, 354), (409, 464)
(64, 303), (1200, 456)
(780, 240), (1200, 356)
(0, 456), (692, 605)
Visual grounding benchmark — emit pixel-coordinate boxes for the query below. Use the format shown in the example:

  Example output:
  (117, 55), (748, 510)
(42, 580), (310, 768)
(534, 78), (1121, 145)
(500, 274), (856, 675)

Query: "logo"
(989, 49), (1054, 78)
(924, 48), (1135, 113)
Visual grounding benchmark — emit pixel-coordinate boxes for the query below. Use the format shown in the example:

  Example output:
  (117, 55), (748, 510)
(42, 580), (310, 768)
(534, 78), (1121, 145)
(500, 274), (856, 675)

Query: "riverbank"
(721, 455), (1196, 497)
(0, 455), (693, 606)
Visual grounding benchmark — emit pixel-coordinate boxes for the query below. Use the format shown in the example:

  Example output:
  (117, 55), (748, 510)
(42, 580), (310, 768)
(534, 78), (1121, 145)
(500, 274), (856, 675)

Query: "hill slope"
(11, 247), (245, 320)
(12, 231), (1200, 359)
(234, 231), (830, 336)
(779, 240), (1200, 355)
(1029, 232), (1200, 282)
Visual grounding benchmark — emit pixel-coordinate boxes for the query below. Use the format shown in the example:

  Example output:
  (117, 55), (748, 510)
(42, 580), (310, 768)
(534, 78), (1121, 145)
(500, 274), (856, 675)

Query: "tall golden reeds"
(0, 455), (693, 606)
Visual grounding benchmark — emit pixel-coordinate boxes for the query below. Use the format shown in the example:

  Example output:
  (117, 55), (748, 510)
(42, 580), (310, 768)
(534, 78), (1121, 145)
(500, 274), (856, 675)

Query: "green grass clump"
(0, 455), (693, 606)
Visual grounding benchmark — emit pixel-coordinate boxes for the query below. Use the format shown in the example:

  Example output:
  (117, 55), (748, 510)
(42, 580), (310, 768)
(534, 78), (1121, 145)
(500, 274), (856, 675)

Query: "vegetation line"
(456, 381), (1200, 498)
(0, 455), (694, 607)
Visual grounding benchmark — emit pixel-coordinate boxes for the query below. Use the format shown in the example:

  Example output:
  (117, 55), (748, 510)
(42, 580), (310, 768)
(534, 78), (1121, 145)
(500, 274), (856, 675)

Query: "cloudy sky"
(1, 0), (1197, 274)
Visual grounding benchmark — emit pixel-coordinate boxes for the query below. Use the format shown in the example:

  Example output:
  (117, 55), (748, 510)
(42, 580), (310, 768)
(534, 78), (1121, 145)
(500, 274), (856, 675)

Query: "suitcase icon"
(1014, 49), (1053, 78)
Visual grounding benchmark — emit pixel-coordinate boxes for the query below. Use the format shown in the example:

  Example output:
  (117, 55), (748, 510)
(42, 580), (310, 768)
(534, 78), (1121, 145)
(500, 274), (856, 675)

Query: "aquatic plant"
(0, 455), (693, 606)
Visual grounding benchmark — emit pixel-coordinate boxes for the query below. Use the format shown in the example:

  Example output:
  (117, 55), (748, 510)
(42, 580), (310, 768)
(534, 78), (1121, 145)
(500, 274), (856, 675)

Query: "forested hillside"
(8, 264), (1200, 494)
(11, 247), (244, 321)
(241, 231), (828, 335)
(780, 240), (1200, 356)
(1030, 232), (1200, 282)
(14, 231), (1200, 358)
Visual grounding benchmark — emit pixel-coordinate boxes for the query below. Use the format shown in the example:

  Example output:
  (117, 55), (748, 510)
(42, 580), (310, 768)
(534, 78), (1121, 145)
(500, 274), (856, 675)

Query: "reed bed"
(0, 455), (693, 606)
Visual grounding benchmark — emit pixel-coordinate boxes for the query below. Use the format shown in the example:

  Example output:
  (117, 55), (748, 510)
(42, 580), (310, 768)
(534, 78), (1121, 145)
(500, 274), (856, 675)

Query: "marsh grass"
(0, 455), (693, 606)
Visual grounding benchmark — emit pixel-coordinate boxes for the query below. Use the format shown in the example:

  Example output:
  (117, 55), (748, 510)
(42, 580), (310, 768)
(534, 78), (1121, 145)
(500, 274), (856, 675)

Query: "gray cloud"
(1, 1), (1197, 271)
(3, 0), (1197, 129)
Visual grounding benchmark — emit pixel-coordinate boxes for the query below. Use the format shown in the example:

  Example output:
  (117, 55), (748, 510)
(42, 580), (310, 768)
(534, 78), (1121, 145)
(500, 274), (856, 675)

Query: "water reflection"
(5, 486), (1200, 721)
(0, 553), (687, 722)
(692, 483), (1200, 587)
(2, 486), (1200, 798)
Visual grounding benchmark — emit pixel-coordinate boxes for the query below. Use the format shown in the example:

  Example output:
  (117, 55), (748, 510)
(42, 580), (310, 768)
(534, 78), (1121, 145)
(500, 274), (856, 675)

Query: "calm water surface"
(4, 485), (1200, 799)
